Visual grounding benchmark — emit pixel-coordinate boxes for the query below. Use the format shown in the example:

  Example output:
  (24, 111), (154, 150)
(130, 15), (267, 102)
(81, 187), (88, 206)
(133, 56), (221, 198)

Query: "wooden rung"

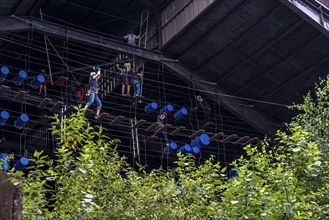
(145, 122), (161, 132)
(13, 90), (26, 102)
(38, 115), (50, 125)
(64, 105), (75, 115)
(242, 137), (259, 146)
(0, 85), (9, 96)
(170, 126), (185, 136)
(50, 101), (64, 113)
(132, 96), (144, 103)
(210, 132), (224, 141)
(54, 76), (68, 86)
(202, 122), (214, 129)
(189, 107), (197, 115)
(145, 135), (159, 144)
(233, 136), (250, 145)
(109, 115), (124, 126)
(38, 98), (52, 109)
(131, 119), (146, 129)
(154, 124), (171, 135)
(221, 134), (238, 143)
(85, 109), (93, 115)
(189, 129), (205, 138)
(95, 113), (110, 122)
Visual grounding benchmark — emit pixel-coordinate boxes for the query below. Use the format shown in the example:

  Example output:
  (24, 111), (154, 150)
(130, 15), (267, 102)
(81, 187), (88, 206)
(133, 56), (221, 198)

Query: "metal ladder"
(99, 54), (123, 99)
(136, 9), (150, 93)
(131, 10), (150, 163)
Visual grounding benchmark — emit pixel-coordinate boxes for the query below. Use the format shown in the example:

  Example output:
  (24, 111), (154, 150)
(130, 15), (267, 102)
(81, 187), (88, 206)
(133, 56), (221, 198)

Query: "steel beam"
(0, 16), (280, 135)
(162, 60), (281, 135)
(216, 19), (304, 84)
(279, 0), (329, 38)
(234, 34), (322, 96)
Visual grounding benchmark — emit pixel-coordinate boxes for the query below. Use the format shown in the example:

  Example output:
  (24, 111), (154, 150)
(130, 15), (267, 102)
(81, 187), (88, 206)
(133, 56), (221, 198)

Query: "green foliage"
(290, 75), (329, 157)
(4, 76), (329, 220)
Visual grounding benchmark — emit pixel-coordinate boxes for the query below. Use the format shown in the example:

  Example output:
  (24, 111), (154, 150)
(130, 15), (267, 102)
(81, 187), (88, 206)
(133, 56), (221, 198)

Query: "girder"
(0, 16), (281, 135)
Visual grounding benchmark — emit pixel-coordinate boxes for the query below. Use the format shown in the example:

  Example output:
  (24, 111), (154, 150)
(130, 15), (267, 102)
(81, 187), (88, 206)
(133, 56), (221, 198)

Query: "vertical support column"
(130, 117), (141, 163)
(130, 118), (136, 158)
(138, 10), (150, 97)
(134, 116), (140, 164)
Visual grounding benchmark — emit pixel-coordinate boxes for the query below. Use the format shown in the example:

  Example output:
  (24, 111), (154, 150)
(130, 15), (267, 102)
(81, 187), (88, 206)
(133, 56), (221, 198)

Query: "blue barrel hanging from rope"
(0, 153), (9, 171)
(30, 74), (45, 89)
(15, 157), (29, 171)
(191, 146), (200, 155)
(228, 169), (238, 179)
(191, 134), (210, 148)
(0, 66), (9, 81)
(144, 101), (158, 113)
(174, 107), (188, 120)
(160, 104), (174, 114)
(178, 144), (191, 154)
(14, 114), (29, 129)
(164, 142), (178, 154)
(0, 111), (10, 126)
(13, 70), (27, 86)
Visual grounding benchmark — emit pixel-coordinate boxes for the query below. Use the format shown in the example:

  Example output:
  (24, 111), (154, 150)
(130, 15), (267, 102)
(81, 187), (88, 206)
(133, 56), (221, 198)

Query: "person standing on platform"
(123, 31), (140, 46)
(154, 112), (169, 147)
(68, 79), (77, 103)
(39, 69), (48, 97)
(84, 66), (102, 119)
(76, 83), (83, 104)
(132, 70), (143, 97)
(196, 95), (212, 123)
(116, 62), (132, 96)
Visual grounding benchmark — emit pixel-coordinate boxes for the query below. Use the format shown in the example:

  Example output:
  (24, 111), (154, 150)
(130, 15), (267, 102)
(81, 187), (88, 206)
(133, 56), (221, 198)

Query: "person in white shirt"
(123, 31), (140, 46)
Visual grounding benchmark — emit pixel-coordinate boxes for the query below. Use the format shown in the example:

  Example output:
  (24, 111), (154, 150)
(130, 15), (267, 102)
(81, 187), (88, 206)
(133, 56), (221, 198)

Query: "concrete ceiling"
(161, 0), (329, 125)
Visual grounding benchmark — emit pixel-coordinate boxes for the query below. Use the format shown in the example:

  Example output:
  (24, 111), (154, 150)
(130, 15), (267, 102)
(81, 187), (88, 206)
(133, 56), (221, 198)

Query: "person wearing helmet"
(153, 112), (169, 146)
(196, 95), (212, 123)
(84, 66), (102, 119)
(116, 62), (133, 96)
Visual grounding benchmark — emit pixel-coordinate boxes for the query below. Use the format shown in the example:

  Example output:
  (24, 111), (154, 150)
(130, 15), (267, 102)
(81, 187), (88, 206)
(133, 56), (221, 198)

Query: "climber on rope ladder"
(84, 66), (102, 119)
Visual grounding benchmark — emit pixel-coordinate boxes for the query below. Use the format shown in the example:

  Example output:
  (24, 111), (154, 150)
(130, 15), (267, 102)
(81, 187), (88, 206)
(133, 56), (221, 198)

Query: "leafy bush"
(3, 74), (329, 219)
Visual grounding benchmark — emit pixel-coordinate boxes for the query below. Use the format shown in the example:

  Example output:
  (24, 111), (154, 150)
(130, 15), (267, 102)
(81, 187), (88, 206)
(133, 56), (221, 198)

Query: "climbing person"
(132, 70), (143, 97)
(116, 62), (132, 96)
(196, 95), (212, 123)
(154, 112), (169, 146)
(68, 79), (77, 103)
(39, 69), (48, 97)
(84, 66), (102, 119)
(123, 31), (140, 46)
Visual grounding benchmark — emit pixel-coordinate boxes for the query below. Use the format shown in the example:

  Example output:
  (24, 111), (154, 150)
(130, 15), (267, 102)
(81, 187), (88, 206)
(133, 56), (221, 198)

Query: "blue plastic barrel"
(0, 66), (9, 81)
(178, 144), (191, 154)
(14, 114), (29, 129)
(13, 70), (27, 86)
(228, 169), (238, 179)
(15, 157), (29, 171)
(30, 75), (45, 89)
(0, 153), (9, 171)
(191, 134), (210, 148)
(160, 104), (174, 114)
(174, 107), (188, 120)
(0, 111), (9, 126)
(144, 102), (158, 113)
(163, 142), (178, 154)
(191, 146), (200, 155)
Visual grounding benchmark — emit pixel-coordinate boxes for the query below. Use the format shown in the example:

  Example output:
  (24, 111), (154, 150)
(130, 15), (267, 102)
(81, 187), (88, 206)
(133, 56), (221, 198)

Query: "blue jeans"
(133, 80), (140, 96)
(87, 92), (102, 109)
(128, 41), (136, 46)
